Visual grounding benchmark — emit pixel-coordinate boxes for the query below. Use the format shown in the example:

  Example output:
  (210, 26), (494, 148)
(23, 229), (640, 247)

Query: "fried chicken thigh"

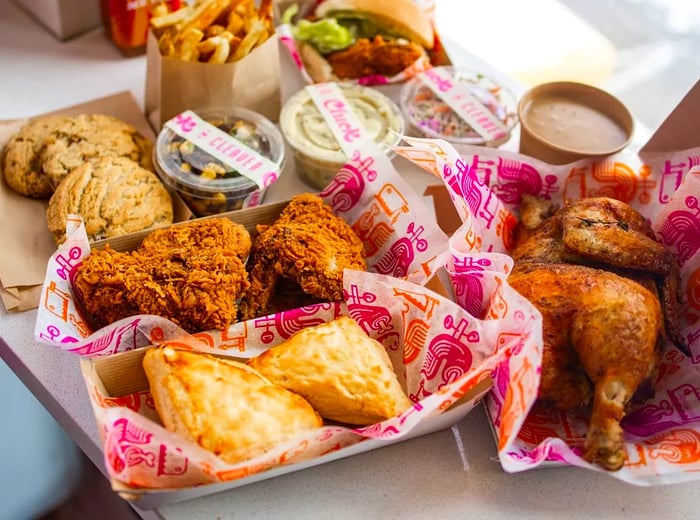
(74, 218), (251, 333)
(239, 194), (366, 320)
(508, 196), (687, 470)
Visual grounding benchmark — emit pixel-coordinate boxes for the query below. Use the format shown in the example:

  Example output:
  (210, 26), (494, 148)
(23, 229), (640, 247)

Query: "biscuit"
(2, 115), (72, 198)
(46, 156), (173, 244)
(41, 114), (153, 189)
(249, 316), (413, 425)
(143, 346), (323, 465)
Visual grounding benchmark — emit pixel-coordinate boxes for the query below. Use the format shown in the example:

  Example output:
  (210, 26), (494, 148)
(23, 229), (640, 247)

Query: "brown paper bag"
(144, 31), (282, 131)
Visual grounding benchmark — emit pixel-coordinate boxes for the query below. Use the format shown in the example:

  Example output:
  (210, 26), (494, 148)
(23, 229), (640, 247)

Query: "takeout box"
(34, 141), (540, 507)
(14, 0), (101, 40)
(83, 344), (489, 508)
(396, 78), (700, 485)
(0, 91), (192, 313)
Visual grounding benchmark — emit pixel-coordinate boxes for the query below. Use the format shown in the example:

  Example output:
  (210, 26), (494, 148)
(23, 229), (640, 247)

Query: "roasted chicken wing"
(508, 196), (688, 470)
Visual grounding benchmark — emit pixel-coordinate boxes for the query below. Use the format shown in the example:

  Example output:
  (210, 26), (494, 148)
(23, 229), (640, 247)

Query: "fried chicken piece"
(140, 217), (252, 261)
(326, 35), (425, 79)
(74, 218), (251, 333)
(508, 196), (687, 471)
(266, 277), (325, 315)
(239, 194), (366, 320)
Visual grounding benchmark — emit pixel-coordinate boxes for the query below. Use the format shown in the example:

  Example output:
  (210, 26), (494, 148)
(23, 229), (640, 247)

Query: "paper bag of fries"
(145, 0), (281, 129)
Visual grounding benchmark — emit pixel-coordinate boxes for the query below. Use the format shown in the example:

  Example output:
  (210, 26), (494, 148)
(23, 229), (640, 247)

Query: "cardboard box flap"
(91, 348), (151, 397)
(640, 79), (700, 153)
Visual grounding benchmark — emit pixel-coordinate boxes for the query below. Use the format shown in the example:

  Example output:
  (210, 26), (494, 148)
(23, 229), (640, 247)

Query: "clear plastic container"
(279, 84), (405, 190)
(400, 66), (519, 148)
(153, 107), (285, 217)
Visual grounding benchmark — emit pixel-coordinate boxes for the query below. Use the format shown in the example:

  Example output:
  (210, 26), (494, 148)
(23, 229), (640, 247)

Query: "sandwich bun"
(315, 0), (435, 50)
(298, 41), (338, 83)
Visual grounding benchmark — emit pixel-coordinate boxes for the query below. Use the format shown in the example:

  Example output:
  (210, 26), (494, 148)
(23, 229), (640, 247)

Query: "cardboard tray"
(81, 346), (488, 508)
(68, 184), (484, 508)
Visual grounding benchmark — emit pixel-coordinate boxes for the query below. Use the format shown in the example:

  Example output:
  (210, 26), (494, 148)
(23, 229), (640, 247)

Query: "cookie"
(2, 115), (72, 198)
(41, 114), (153, 189)
(47, 156), (173, 245)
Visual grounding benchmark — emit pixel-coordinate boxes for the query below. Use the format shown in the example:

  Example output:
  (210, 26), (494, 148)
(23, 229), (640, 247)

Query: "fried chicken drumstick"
(508, 195), (688, 471)
(239, 194), (366, 320)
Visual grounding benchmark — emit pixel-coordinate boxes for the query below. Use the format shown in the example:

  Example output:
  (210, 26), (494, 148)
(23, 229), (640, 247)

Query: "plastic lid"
(279, 84), (404, 165)
(154, 107), (285, 196)
(400, 66), (518, 146)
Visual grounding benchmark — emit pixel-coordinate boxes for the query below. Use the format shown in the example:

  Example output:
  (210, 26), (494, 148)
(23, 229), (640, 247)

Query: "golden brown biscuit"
(249, 316), (413, 425)
(2, 115), (72, 198)
(46, 156), (173, 244)
(143, 346), (323, 465)
(41, 114), (153, 188)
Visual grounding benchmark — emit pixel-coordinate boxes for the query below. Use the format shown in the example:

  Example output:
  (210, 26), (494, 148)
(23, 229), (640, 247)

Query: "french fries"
(150, 0), (274, 63)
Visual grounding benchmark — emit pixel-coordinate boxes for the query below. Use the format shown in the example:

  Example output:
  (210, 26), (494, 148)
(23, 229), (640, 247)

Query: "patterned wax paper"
(33, 146), (541, 490)
(396, 135), (700, 485)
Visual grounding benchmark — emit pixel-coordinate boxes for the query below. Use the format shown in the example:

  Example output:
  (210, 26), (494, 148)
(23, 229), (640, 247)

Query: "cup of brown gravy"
(517, 81), (634, 164)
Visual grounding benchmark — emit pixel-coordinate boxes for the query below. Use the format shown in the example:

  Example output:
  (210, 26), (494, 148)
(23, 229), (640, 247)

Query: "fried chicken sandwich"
(283, 0), (435, 82)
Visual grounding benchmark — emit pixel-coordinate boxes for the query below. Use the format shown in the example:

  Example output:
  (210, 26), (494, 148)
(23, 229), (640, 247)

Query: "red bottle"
(101, 0), (182, 56)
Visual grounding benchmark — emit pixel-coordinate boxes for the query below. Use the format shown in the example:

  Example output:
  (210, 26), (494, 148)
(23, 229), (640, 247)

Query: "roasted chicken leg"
(508, 196), (688, 470)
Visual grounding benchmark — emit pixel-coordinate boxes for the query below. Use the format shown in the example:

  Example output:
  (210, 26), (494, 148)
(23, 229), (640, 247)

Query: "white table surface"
(1, 1), (699, 519)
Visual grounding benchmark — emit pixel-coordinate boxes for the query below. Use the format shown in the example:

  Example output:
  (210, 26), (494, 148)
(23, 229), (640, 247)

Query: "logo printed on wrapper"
(54, 246), (83, 281)
(642, 429), (700, 465)
(351, 184), (410, 258)
(305, 83), (390, 166)
(658, 195), (700, 266)
(320, 150), (377, 212)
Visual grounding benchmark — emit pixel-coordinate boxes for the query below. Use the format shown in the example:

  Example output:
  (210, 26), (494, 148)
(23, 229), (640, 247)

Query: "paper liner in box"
(33, 140), (543, 489)
(77, 265), (540, 489)
(144, 31), (281, 130)
(395, 135), (700, 485)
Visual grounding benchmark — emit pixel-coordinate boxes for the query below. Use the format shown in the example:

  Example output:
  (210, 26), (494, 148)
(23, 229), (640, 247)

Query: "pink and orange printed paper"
(396, 132), (700, 485)
(33, 142), (542, 490)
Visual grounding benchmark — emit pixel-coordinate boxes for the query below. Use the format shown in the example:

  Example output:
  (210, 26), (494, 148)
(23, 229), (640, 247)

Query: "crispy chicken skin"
(326, 35), (425, 79)
(74, 218), (251, 333)
(513, 195), (686, 353)
(508, 196), (687, 471)
(239, 194), (366, 320)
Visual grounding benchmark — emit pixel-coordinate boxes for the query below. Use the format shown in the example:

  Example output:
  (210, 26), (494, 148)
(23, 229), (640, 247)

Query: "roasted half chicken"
(508, 195), (688, 471)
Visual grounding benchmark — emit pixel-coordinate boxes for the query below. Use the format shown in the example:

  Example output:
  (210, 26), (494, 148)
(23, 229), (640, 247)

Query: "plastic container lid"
(280, 84), (404, 165)
(400, 66), (518, 147)
(154, 107), (285, 200)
